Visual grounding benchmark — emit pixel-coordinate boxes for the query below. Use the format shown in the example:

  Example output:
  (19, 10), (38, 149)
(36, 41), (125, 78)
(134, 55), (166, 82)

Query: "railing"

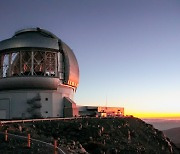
(0, 117), (79, 124)
(0, 130), (66, 154)
(0, 116), (122, 125)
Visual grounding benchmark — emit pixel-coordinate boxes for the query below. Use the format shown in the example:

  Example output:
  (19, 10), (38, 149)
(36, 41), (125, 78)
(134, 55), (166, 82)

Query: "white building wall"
(52, 85), (75, 117)
(0, 85), (75, 119)
(52, 92), (62, 117)
(0, 92), (29, 119)
(40, 92), (53, 118)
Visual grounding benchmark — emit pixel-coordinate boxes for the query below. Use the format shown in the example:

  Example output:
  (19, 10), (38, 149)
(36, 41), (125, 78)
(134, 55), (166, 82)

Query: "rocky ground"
(0, 117), (180, 154)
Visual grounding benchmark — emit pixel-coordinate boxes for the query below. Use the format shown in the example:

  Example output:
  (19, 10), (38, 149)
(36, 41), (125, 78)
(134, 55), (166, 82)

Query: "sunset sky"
(0, 0), (180, 118)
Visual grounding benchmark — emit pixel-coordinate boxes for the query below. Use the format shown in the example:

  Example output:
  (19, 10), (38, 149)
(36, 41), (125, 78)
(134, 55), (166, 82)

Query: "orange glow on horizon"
(126, 111), (180, 119)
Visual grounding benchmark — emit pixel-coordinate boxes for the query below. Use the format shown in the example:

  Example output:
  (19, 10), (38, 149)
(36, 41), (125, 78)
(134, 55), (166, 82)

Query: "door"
(0, 99), (10, 119)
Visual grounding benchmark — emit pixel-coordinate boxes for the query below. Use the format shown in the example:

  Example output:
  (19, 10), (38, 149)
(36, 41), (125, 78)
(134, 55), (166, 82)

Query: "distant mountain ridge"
(143, 119), (180, 130)
(163, 127), (180, 148)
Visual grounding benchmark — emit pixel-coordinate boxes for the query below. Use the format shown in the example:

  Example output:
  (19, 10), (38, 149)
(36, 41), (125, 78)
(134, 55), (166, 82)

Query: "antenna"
(106, 94), (108, 108)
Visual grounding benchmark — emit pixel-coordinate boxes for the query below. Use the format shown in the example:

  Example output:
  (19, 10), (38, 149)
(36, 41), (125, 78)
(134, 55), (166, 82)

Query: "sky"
(0, 0), (180, 118)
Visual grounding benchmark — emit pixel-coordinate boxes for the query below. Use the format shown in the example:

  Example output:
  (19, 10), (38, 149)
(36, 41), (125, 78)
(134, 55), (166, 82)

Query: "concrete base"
(0, 85), (75, 119)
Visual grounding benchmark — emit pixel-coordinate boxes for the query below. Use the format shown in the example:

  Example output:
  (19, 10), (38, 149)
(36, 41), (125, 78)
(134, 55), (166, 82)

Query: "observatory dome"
(0, 28), (79, 90)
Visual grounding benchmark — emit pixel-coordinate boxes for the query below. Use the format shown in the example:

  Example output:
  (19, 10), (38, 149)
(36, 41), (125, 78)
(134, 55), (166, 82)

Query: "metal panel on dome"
(0, 77), (60, 90)
(61, 42), (79, 86)
(14, 28), (59, 39)
(0, 34), (59, 51)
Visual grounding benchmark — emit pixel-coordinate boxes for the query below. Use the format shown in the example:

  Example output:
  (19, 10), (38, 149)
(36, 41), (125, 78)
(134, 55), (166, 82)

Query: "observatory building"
(0, 28), (79, 119)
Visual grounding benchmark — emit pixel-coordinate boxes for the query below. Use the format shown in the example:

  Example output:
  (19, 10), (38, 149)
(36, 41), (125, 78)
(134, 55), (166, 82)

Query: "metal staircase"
(27, 93), (42, 118)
